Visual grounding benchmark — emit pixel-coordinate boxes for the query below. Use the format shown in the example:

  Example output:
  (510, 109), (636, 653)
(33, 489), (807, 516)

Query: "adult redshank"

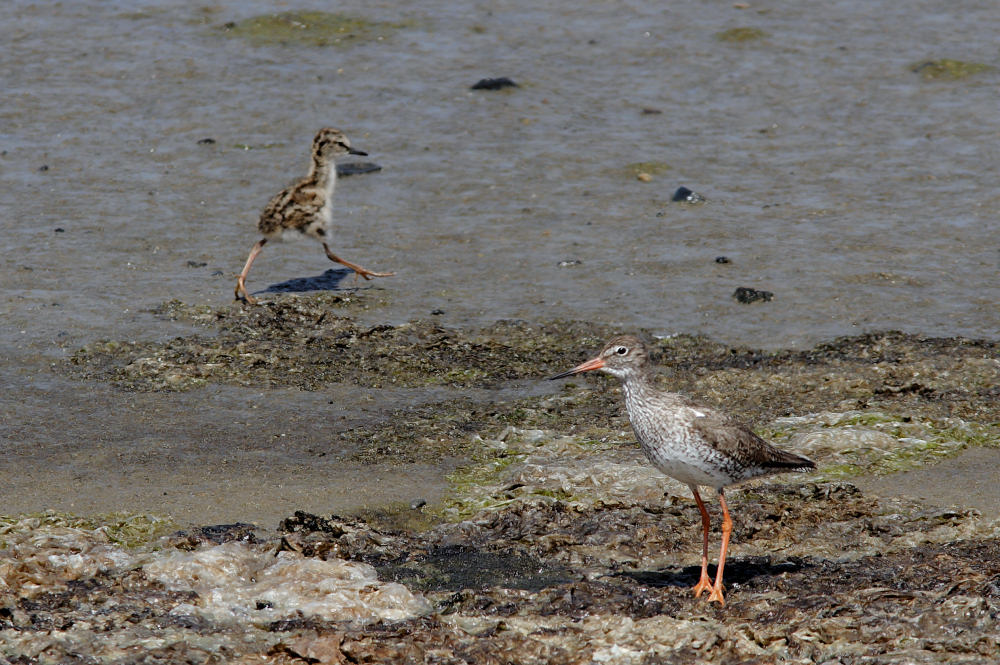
(235, 128), (394, 305)
(550, 334), (815, 606)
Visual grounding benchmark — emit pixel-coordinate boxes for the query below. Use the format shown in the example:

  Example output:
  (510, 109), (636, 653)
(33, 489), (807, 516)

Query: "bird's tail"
(768, 449), (816, 470)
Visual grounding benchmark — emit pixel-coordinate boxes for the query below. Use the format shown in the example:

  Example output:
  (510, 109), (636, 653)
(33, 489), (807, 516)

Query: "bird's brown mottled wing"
(257, 185), (323, 236)
(681, 396), (815, 471)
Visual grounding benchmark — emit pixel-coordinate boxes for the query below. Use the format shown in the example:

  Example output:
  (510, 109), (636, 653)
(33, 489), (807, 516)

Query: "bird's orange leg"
(690, 486), (714, 599)
(707, 489), (732, 606)
(322, 243), (395, 282)
(235, 238), (267, 305)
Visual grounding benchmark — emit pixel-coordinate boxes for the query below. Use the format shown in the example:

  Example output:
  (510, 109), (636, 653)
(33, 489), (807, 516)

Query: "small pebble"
(186, 260), (208, 268)
(211, 270), (224, 277)
(431, 309), (445, 316)
(641, 108), (663, 115)
(715, 256), (731, 264)
(558, 259), (582, 268)
(410, 499), (427, 510)
(54, 228), (65, 233)
(38, 165), (49, 172)
(733, 287), (773, 304)
(672, 186), (706, 204)
(471, 77), (518, 90)
(636, 172), (652, 182)
(197, 138), (216, 145)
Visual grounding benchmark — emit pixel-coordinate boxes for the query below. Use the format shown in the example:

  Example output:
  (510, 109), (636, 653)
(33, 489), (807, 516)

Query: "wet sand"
(855, 446), (1000, 515)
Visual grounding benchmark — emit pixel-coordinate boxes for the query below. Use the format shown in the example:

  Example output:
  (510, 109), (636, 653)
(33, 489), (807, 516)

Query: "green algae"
(912, 59), (993, 81)
(624, 161), (670, 178)
(65, 296), (613, 393)
(768, 411), (1000, 482)
(346, 501), (441, 533)
(0, 511), (176, 549)
(715, 27), (767, 43)
(59, 298), (999, 499)
(222, 11), (409, 47)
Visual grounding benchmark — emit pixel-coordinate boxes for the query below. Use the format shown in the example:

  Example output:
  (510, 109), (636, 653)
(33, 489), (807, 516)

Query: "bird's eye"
(615, 346), (628, 355)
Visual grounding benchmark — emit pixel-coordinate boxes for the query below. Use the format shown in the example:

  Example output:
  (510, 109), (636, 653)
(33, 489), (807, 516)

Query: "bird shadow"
(616, 556), (812, 589)
(259, 268), (359, 295)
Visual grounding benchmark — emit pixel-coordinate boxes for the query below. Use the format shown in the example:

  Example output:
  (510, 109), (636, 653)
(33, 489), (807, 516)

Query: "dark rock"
(38, 165), (49, 172)
(197, 138), (216, 145)
(733, 287), (773, 304)
(672, 186), (706, 204)
(715, 256), (730, 264)
(186, 261), (208, 268)
(430, 309), (445, 316)
(54, 228), (65, 233)
(471, 77), (518, 90)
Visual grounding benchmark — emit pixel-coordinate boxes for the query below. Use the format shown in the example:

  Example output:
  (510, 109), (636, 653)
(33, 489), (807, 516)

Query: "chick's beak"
(349, 147), (368, 156)
(548, 355), (605, 380)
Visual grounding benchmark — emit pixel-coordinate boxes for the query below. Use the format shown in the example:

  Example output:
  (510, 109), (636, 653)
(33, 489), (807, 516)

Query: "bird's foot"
(707, 584), (726, 606)
(235, 284), (258, 306)
(354, 268), (395, 281)
(691, 572), (714, 599)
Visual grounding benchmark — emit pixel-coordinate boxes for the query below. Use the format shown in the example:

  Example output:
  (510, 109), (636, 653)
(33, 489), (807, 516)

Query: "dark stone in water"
(715, 256), (730, 264)
(54, 228), (65, 233)
(733, 287), (773, 304)
(186, 260), (207, 268)
(471, 77), (518, 90)
(337, 162), (382, 177)
(430, 309), (445, 316)
(672, 186), (706, 204)
(197, 138), (216, 145)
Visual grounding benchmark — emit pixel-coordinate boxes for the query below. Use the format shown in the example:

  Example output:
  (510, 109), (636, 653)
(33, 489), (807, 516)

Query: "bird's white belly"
(640, 440), (733, 489)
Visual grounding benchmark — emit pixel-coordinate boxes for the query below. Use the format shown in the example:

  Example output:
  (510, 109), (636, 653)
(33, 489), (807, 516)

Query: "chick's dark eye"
(615, 346), (628, 355)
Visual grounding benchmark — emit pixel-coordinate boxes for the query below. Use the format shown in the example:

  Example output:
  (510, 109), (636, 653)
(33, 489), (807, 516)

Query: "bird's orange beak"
(548, 355), (605, 380)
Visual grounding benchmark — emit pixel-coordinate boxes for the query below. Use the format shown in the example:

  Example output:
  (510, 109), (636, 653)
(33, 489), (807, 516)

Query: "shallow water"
(2, 0), (999, 524)
(4, 0), (998, 354)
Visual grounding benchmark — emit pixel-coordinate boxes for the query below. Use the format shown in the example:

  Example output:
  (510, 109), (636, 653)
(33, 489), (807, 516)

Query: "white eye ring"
(615, 346), (628, 355)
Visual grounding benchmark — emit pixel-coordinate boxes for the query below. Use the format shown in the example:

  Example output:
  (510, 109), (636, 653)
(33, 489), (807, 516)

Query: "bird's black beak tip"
(349, 148), (368, 156)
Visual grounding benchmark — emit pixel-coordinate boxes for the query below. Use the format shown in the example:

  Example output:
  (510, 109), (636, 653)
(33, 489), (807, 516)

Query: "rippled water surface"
(2, 0), (998, 522)
(5, 0), (998, 352)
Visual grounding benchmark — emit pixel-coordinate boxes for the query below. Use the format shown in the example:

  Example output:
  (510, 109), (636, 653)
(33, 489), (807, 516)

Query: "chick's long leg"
(322, 242), (395, 281)
(235, 238), (267, 305)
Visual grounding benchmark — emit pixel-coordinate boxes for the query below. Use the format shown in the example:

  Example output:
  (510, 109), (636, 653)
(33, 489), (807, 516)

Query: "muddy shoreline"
(3, 294), (999, 663)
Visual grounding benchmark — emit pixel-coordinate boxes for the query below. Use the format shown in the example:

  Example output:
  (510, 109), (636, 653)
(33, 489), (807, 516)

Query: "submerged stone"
(733, 286), (773, 304)
(672, 186), (706, 203)
(470, 77), (519, 90)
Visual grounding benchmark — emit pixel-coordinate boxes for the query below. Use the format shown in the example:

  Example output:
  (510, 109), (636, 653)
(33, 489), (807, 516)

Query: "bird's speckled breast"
(623, 384), (738, 490)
